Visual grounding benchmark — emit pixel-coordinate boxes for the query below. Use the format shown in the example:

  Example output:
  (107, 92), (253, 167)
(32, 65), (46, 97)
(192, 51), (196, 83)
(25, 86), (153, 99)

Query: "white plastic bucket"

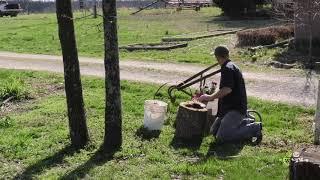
(144, 100), (168, 130)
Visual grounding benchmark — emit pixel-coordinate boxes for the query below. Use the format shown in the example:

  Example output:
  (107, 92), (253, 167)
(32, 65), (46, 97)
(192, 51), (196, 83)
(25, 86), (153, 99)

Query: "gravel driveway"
(0, 51), (317, 107)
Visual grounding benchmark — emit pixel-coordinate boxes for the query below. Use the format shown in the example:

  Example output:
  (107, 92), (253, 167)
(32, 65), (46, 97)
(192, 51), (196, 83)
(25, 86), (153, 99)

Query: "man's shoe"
(240, 118), (255, 127)
(251, 122), (263, 146)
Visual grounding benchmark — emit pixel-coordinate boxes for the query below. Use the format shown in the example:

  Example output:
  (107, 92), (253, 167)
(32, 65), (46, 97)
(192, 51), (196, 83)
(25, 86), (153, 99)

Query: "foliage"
(214, 0), (267, 16)
(236, 25), (294, 46)
(0, 77), (29, 101)
(0, 69), (315, 179)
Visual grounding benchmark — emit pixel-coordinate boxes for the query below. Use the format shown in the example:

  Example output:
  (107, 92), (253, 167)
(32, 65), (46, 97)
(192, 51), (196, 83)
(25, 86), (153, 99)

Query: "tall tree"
(56, 0), (89, 148)
(93, 0), (97, 18)
(102, 0), (122, 151)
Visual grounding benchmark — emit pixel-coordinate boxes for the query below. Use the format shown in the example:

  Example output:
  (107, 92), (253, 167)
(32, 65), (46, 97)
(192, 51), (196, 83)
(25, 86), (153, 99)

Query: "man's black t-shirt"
(217, 60), (247, 117)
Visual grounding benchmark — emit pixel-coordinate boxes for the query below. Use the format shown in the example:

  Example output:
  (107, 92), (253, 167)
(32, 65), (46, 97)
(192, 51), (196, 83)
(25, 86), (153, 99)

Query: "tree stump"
(290, 147), (320, 180)
(175, 101), (208, 139)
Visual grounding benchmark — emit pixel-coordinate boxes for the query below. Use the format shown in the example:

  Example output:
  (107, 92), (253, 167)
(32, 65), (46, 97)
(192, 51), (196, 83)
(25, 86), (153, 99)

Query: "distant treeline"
(8, 1), (165, 13)
(10, 0), (92, 13)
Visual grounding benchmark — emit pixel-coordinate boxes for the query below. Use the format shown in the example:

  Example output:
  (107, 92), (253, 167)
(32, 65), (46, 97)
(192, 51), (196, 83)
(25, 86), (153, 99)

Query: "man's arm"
(210, 87), (232, 100)
(197, 87), (232, 102)
(197, 63), (234, 102)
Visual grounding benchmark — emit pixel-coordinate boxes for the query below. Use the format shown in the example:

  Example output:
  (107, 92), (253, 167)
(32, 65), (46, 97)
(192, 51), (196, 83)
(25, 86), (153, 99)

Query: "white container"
(144, 100), (168, 130)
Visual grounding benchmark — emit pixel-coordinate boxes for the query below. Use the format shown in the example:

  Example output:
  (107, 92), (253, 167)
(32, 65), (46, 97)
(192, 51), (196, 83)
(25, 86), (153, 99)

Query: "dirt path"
(0, 51), (317, 107)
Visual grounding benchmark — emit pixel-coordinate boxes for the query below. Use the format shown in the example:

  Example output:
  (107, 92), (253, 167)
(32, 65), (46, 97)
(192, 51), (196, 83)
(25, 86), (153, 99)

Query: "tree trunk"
(56, 0), (89, 148)
(175, 101), (208, 139)
(289, 147), (320, 180)
(93, 0), (97, 18)
(314, 80), (320, 144)
(102, 0), (122, 152)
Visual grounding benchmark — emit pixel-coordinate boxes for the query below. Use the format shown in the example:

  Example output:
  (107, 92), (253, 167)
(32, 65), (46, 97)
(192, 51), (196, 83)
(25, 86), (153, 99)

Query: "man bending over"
(196, 46), (262, 144)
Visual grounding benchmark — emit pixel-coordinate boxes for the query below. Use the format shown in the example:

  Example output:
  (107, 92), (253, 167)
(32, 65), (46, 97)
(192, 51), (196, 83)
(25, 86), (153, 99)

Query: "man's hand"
(196, 94), (213, 102)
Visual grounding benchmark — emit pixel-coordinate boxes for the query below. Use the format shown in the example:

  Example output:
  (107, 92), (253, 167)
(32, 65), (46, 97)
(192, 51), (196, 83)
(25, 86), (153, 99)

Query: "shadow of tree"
(273, 48), (320, 70)
(202, 16), (277, 29)
(135, 125), (161, 141)
(206, 141), (244, 159)
(14, 145), (79, 179)
(59, 146), (116, 180)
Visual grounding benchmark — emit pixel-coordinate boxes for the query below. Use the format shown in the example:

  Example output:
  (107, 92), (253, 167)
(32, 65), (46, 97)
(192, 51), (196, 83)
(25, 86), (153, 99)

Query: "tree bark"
(102, 0), (122, 151)
(175, 101), (207, 139)
(93, 0), (97, 18)
(314, 80), (320, 144)
(56, 0), (89, 148)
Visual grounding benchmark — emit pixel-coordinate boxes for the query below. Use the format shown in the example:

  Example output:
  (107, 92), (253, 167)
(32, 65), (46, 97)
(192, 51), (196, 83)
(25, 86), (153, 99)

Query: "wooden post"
(314, 79), (320, 145)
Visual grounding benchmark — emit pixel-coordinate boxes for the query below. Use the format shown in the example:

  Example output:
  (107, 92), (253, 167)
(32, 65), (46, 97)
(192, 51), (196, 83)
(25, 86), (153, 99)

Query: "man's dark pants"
(210, 110), (260, 142)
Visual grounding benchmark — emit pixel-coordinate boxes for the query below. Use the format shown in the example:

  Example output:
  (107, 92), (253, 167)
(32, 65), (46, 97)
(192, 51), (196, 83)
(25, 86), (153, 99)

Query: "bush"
(0, 78), (29, 101)
(269, 25), (294, 39)
(236, 25), (294, 46)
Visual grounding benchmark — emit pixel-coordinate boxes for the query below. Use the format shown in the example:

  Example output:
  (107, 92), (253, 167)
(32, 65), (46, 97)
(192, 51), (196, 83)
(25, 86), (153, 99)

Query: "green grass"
(0, 69), (315, 179)
(0, 8), (282, 66)
(0, 72), (30, 101)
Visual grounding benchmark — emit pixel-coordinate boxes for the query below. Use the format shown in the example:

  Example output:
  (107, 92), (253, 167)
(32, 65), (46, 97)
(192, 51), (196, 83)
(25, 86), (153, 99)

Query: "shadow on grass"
(170, 135), (203, 151)
(273, 48), (320, 70)
(135, 126), (161, 140)
(59, 146), (117, 180)
(14, 145), (79, 179)
(15, 144), (119, 179)
(203, 16), (277, 29)
(206, 141), (245, 159)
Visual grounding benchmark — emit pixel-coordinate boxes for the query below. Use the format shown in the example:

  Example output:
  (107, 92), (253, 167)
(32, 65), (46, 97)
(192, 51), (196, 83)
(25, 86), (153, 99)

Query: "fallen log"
(0, 96), (14, 108)
(175, 101), (207, 139)
(248, 38), (294, 51)
(162, 29), (244, 42)
(289, 147), (320, 180)
(268, 61), (296, 69)
(119, 42), (188, 51)
(131, 0), (167, 15)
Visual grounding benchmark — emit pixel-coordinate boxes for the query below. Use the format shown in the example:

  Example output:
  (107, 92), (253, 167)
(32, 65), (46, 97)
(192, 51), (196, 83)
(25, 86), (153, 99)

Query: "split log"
(289, 147), (320, 180)
(175, 101), (207, 139)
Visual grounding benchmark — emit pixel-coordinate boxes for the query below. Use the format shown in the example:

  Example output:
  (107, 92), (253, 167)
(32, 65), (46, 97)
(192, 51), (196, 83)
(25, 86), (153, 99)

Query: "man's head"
(211, 46), (229, 65)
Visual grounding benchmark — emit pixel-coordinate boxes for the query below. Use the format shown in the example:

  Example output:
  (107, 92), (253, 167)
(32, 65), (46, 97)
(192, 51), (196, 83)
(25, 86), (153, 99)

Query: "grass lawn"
(0, 8), (282, 66)
(0, 69), (315, 179)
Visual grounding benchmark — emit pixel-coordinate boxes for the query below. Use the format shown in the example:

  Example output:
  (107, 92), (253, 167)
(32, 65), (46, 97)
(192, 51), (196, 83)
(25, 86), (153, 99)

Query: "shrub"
(236, 25), (294, 46)
(0, 78), (29, 101)
(237, 28), (277, 46)
(269, 25), (294, 39)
